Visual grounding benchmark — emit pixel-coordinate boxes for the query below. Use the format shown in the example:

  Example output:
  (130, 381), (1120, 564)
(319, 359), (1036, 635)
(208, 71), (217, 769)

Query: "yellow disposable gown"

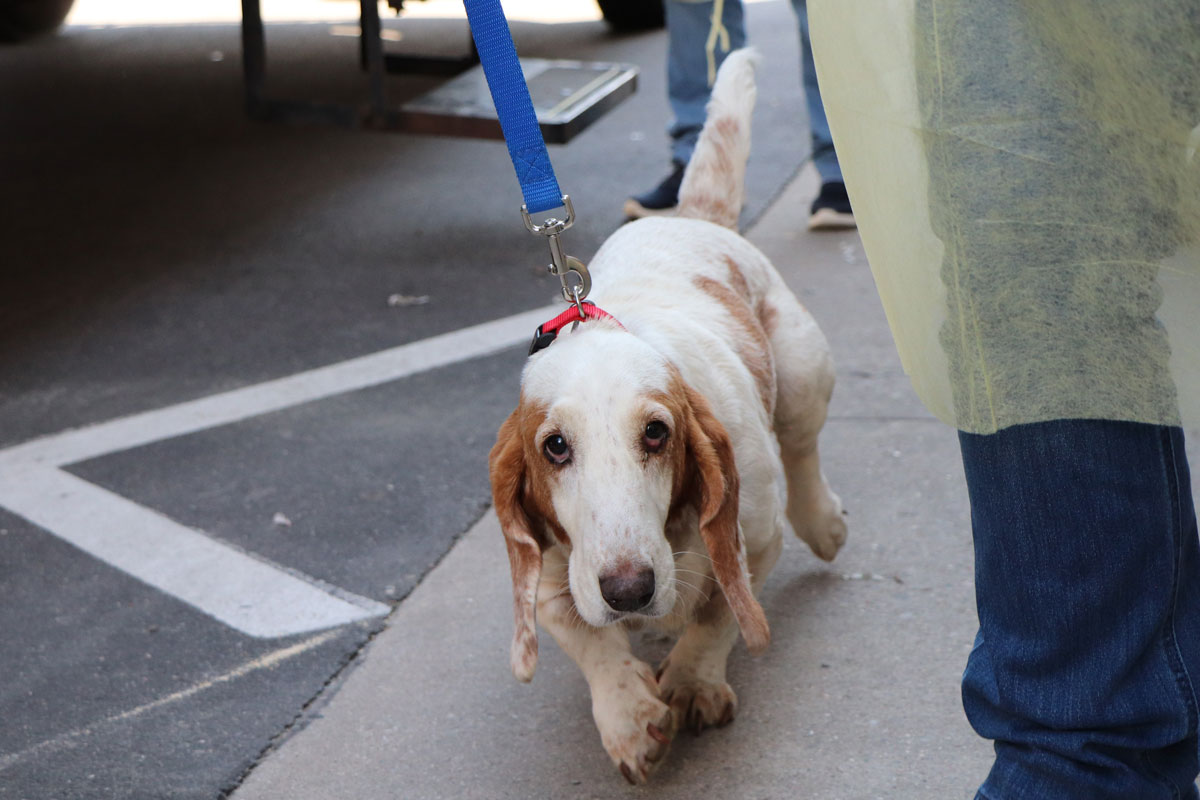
(810, 2), (1200, 434)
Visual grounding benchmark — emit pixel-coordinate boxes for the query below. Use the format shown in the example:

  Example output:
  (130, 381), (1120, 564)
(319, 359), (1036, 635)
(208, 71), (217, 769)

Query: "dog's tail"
(676, 48), (759, 229)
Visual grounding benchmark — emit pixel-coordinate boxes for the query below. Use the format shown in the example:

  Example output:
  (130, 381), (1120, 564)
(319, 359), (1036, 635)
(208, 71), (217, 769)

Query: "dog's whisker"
(673, 571), (716, 593)
(672, 577), (711, 603)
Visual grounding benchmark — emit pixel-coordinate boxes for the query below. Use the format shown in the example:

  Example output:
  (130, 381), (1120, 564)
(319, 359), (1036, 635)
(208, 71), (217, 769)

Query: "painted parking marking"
(0, 628), (342, 771)
(0, 305), (557, 638)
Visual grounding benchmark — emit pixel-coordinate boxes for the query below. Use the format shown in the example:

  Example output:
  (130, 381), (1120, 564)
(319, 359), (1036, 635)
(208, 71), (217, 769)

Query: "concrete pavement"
(230, 166), (997, 800)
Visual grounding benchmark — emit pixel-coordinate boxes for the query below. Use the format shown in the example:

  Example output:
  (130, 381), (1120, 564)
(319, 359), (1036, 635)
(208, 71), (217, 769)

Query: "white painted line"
(0, 304), (557, 639)
(0, 629), (342, 771)
(0, 468), (389, 637)
(0, 305), (557, 467)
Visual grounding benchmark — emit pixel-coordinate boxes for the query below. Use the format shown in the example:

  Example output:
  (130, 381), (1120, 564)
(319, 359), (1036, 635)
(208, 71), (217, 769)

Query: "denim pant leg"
(665, 0), (746, 165)
(790, 0), (840, 183)
(959, 420), (1200, 800)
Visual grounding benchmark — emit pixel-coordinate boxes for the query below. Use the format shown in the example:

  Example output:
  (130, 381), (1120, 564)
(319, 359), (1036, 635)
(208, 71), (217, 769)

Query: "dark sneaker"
(808, 180), (856, 230)
(623, 161), (687, 219)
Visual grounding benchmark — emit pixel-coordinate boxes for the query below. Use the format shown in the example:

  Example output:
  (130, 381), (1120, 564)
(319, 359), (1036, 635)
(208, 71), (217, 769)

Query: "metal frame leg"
(360, 0), (387, 117)
(241, 0), (266, 118)
(357, 5), (479, 78)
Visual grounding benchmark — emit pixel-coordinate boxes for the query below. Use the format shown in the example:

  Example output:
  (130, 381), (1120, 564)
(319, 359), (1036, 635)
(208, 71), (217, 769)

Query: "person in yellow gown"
(811, 3), (1200, 797)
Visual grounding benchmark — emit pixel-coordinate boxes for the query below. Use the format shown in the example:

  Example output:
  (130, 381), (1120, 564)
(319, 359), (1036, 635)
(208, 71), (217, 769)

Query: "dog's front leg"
(655, 589), (741, 735)
(658, 529), (780, 735)
(537, 570), (674, 784)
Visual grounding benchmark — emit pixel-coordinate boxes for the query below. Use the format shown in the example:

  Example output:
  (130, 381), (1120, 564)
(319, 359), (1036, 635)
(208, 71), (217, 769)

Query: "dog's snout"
(598, 567), (655, 613)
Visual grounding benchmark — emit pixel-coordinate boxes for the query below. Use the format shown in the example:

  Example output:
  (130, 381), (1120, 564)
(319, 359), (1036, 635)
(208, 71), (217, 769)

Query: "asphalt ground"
(0, 1), (822, 797)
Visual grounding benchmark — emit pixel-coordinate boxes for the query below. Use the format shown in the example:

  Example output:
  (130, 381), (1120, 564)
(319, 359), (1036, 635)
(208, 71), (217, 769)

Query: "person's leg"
(790, 0), (837, 183)
(959, 419), (1200, 799)
(626, 0), (745, 218)
(665, 0), (745, 165)
(790, 0), (852, 229)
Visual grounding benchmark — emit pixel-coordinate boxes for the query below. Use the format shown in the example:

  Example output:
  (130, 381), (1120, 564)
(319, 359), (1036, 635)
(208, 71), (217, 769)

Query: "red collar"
(528, 301), (624, 355)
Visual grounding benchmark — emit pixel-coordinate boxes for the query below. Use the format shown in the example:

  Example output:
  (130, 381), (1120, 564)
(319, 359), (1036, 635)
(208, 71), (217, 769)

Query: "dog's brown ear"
(682, 384), (770, 655)
(489, 408), (543, 682)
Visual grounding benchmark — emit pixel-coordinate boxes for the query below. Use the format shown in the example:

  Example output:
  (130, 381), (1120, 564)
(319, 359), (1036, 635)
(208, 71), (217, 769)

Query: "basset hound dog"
(489, 49), (847, 784)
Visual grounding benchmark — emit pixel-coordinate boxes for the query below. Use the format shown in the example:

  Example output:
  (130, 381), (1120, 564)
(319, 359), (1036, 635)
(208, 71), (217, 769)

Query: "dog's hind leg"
(762, 283), (847, 561)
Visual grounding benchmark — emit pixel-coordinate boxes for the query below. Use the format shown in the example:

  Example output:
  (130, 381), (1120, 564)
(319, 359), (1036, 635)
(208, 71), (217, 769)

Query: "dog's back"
(676, 48), (759, 229)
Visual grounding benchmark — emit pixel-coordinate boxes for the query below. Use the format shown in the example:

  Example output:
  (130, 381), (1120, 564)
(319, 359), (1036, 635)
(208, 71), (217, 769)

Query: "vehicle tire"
(0, 0), (76, 42)
(596, 0), (665, 32)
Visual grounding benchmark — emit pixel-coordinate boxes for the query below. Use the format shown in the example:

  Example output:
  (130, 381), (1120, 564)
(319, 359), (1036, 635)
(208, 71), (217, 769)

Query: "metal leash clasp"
(521, 195), (591, 316)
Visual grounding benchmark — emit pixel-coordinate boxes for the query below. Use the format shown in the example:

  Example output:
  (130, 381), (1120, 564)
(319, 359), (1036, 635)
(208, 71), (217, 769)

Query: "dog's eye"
(543, 434), (571, 465)
(643, 421), (669, 453)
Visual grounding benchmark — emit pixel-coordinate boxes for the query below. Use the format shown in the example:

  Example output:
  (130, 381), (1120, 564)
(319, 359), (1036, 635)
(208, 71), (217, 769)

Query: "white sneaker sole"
(808, 207), (857, 230)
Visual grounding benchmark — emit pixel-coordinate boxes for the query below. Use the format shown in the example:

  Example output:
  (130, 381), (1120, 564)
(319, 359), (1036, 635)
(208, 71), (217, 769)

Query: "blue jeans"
(790, 0), (840, 183)
(665, 0), (746, 165)
(959, 420), (1200, 799)
(664, 0), (840, 183)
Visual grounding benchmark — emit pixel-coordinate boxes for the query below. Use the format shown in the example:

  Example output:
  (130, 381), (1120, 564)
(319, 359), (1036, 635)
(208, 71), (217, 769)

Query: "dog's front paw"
(657, 661), (738, 735)
(593, 661), (674, 785)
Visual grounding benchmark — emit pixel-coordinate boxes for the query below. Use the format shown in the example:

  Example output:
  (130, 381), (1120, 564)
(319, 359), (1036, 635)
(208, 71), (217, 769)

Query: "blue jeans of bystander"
(664, 0), (840, 183)
(789, 0), (840, 183)
(665, 0), (746, 165)
(959, 420), (1200, 799)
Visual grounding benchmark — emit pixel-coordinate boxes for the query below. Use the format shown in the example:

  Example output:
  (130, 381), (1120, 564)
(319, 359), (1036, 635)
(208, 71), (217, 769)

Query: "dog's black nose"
(599, 567), (655, 613)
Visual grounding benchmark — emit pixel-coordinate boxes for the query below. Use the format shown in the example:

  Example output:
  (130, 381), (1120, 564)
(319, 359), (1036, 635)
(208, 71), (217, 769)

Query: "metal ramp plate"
(393, 59), (638, 144)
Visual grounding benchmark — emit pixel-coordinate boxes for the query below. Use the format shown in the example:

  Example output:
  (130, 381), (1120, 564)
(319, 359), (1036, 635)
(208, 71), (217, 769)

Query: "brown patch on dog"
(676, 116), (742, 228)
(507, 401), (571, 547)
(647, 386), (698, 528)
(692, 275), (776, 416)
(678, 380), (769, 654)
(723, 256), (751, 300)
(757, 298), (780, 339)
(654, 370), (769, 655)
(489, 396), (574, 681)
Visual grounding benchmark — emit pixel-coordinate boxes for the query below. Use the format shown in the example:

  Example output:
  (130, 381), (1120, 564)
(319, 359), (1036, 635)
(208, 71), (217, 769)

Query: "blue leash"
(462, 0), (591, 307)
(462, 0), (561, 215)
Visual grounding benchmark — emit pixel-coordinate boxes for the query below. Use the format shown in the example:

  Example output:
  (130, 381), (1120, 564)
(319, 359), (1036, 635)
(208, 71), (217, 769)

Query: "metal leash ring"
(521, 195), (592, 307)
(559, 257), (591, 313)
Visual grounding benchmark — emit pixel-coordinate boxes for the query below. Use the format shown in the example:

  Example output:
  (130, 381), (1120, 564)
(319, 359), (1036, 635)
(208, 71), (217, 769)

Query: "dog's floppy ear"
(489, 408), (543, 682)
(682, 384), (770, 655)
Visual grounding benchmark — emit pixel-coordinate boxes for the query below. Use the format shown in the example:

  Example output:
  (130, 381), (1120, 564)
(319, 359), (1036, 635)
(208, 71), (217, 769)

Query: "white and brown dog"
(489, 50), (846, 784)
